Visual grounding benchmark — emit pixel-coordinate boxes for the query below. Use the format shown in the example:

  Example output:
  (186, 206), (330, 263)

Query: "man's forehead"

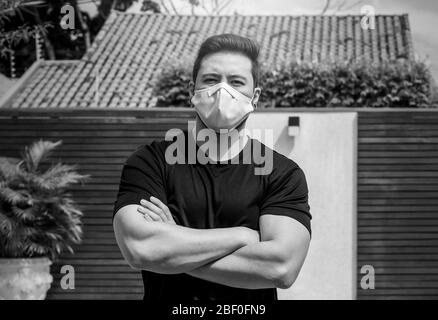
(199, 53), (252, 75)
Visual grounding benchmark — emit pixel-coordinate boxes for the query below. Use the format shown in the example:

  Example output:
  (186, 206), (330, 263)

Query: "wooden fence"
(0, 109), (437, 299)
(357, 111), (438, 299)
(0, 109), (194, 300)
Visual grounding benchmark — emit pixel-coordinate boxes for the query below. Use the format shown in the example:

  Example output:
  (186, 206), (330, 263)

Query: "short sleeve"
(260, 164), (312, 236)
(112, 142), (167, 220)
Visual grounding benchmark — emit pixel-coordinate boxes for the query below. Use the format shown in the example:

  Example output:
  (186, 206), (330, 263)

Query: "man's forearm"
(114, 207), (258, 275)
(186, 240), (288, 289)
(127, 222), (255, 274)
(134, 200), (310, 290)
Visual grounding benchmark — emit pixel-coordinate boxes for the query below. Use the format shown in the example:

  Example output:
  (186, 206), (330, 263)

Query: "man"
(112, 34), (311, 301)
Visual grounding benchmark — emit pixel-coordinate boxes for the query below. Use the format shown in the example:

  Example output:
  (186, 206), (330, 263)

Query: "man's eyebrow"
(228, 74), (247, 80)
(201, 73), (247, 79)
(201, 73), (220, 78)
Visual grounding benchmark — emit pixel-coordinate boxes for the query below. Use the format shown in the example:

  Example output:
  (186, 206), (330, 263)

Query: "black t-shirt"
(113, 130), (311, 301)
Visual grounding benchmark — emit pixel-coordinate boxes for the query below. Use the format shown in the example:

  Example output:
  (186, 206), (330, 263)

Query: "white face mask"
(191, 82), (258, 132)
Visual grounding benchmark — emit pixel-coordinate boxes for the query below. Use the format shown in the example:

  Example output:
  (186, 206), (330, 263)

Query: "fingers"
(139, 197), (176, 225)
(140, 199), (167, 222)
(140, 198), (161, 214)
(142, 212), (153, 222)
(137, 205), (162, 221)
(150, 196), (173, 221)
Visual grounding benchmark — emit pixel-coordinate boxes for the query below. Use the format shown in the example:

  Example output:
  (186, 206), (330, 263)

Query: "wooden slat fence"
(357, 111), (438, 299)
(0, 111), (194, 299)
(1, 109), (438, 299)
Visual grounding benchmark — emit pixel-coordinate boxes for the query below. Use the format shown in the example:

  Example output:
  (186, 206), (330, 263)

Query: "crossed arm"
(113, 197), (310, 290)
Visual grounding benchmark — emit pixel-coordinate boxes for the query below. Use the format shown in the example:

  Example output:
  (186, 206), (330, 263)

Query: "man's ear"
(188, 80), (195, 98)
(188, 80), (195, 107)
(252, 87), (261, 108)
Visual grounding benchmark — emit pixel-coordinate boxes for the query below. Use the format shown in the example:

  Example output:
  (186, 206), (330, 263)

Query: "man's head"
(189, 34), (261, 108)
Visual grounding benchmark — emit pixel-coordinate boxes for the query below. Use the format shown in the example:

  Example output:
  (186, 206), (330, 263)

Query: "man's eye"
(232, 81), (244, 86)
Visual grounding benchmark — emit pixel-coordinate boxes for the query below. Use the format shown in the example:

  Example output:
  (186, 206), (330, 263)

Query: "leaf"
(21, 140), (63, 173)
(0, 157), (23, 182)
(36, 162), (90, 191)
(0, 187), (28, 205)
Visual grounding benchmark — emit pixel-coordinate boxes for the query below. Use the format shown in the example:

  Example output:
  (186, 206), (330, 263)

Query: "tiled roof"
(1, 12), (414, 109)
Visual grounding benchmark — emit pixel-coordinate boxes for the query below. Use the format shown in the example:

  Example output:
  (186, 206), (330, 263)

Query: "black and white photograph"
(0, 0), (437, 306)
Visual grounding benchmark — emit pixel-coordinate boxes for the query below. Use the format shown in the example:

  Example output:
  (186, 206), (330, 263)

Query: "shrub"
(152, 55), (193, 108)
(259, 59), (432, 108)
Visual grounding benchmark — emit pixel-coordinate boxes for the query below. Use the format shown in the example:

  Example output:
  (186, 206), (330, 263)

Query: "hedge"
(152, 57), (434, 108)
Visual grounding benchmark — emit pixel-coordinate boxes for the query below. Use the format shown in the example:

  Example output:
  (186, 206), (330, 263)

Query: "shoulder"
(251, 138), (304, 178)
(125, 139), (168, 166)
(126, 130), (187, 164)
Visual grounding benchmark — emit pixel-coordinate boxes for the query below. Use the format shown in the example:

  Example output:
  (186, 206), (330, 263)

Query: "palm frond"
(10, 205), (36, 223)
(0, 186), (28, 205)
(0, 139), (86, 260)
(35, 162), (90, 191)
(0, 157), (22, 182)
(0, 211), (14, 239)
(20, 139), (62, 173)
(22, 241), (49, 258)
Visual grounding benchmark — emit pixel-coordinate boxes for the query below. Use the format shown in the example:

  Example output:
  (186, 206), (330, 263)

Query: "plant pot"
(0, 257), (53, 300)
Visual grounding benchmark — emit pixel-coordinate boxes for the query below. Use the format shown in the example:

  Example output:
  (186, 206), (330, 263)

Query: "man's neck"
(191, 117), (249, 162)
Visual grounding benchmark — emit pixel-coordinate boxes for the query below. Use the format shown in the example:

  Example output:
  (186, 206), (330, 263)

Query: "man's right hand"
(138, 196), (260, 246)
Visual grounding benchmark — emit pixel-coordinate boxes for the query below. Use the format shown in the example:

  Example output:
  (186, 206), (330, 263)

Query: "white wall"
(246, 112), (357, 300)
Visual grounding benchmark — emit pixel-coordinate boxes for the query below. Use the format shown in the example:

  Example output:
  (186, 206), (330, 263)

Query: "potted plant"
(0, 139), (89, 300)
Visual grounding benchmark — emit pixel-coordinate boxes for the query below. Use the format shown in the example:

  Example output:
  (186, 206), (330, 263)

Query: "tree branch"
(159, 0), (171, 13)
(167, 0), (179, 14)
(320, 0), (331, 15)
(216, 0), (234, 15)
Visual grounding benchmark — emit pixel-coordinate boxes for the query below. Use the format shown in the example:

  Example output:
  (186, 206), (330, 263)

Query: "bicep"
(114, 205), (149, 241)
(113, 204), (157, 268)
(259, 214), (311, 268)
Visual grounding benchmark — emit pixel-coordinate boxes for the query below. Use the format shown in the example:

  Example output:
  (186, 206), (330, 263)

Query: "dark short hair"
(192, 33), (260, 88)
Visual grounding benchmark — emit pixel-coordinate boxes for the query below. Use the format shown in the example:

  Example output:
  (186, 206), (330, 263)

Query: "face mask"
(191, 82), (258, 132)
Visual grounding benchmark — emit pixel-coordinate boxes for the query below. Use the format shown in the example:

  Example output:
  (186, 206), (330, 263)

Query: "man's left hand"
(138, 196), (176, 224)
